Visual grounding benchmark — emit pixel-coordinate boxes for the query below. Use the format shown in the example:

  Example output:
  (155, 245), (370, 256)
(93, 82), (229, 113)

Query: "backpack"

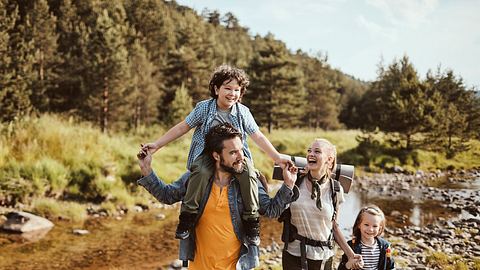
(278, 174), (341, 270)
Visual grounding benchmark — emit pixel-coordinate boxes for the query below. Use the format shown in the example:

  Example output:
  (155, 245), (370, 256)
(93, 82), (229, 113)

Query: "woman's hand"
(346, 254), (364, 269)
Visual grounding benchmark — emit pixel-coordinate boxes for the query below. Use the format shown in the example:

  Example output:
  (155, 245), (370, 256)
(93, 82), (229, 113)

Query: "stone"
(1, 211), (54, 233)
(155, 213), (166, 220)
(73, 229), (89, 235)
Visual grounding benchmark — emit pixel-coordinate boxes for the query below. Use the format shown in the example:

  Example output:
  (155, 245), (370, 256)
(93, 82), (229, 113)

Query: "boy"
(141, 65), (291, 245)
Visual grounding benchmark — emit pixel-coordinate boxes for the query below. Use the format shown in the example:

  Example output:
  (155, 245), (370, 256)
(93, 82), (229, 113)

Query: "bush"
(32, 198), (87, 222)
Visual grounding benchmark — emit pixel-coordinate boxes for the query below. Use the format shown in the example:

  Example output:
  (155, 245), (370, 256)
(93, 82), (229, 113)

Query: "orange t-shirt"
(189, 184), (242, 270)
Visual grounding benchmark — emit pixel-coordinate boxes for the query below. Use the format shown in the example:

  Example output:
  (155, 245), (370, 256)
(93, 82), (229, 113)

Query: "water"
(337, 175), (480, 235)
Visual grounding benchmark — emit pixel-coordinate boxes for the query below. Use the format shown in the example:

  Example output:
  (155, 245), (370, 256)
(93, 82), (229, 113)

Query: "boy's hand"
(275, 157), (294, 168)
(141, 142), (160, 155)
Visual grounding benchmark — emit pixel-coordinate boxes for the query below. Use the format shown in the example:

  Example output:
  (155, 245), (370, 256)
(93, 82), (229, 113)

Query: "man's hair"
(204, 123), (242, 157)
(209, 65), (250, 100)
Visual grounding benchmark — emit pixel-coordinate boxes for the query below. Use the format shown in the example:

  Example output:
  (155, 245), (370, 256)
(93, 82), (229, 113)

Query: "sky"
(175, 0), (480, 89)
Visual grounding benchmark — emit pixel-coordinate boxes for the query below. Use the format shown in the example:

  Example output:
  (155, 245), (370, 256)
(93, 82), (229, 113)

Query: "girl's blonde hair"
(312, 138), (337, 179)
(352, 205), (386, 241)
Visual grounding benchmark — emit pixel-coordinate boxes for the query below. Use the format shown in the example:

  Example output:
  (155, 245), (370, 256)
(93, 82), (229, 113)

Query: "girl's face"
(306, 140), (332, 172)
(359, 212), (383, 244)
(215, 79), (241, 110)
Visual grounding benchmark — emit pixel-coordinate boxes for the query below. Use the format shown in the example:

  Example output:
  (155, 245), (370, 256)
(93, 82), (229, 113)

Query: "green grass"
(1, 114), (479, 218)
(425, 251), (473, 270)
(31, 198), (87, 223)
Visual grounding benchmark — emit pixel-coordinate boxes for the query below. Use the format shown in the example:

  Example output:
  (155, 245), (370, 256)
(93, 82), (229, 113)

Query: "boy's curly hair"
(209, 65), (250, 100)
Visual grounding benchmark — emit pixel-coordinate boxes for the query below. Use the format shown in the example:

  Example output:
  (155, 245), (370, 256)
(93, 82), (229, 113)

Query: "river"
(1, 174), (479, 269)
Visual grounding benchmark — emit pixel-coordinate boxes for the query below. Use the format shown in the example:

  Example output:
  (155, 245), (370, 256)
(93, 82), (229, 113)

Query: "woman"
(279, 139), (363, 270)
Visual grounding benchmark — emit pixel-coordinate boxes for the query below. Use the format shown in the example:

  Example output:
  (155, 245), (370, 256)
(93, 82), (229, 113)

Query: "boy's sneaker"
(244, 217), (260, 246)
(175, 212), (197, 240)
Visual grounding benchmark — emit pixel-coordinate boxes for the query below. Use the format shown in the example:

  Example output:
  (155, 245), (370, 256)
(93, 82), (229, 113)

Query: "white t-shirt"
(285, 176), (345, 260)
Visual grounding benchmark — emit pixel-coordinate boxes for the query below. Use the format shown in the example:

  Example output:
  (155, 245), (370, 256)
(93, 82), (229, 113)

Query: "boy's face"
(215, 79), (241, 110)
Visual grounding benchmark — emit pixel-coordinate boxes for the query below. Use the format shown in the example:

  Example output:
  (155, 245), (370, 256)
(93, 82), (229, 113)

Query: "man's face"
(217, 137), (245, 174)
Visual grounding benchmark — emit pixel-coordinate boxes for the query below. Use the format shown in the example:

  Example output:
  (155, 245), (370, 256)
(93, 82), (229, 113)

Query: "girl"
(338, 206), (395, 270)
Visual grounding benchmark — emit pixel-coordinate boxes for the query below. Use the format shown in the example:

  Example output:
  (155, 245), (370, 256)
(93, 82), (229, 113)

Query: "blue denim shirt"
(137, 171), (297, 270)
(185, 98), (259, 169)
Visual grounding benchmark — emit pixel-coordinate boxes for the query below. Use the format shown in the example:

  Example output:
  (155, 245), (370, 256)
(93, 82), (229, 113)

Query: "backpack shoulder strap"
(331, 178), (341, 221)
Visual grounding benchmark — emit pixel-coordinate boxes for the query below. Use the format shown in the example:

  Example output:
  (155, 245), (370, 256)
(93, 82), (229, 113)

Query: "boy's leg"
(176, 153), (214, 239)
(238, 158), (260, 245)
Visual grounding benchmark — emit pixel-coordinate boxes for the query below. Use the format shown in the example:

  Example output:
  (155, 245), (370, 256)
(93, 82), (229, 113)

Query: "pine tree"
(0, 0), (34, 122)
(424, 69), (474, 157)
(358, 56), (431, 149)
(169, 83), (193, 125)
(296, 51), (342, 130)
(86, 7), (130, 132)
(22, 0), (59, 111)
(246, 34), (305, 132)
(126, 38), (161, 130)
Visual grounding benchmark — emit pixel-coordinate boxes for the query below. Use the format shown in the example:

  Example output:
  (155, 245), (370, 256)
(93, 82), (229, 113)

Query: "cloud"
(356, 15), (397, 41)
(365, 0), (439, 28)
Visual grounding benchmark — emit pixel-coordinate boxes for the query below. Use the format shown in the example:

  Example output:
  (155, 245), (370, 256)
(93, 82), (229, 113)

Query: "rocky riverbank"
(250, 170), (480, 270)
(1, 170), (479, 270)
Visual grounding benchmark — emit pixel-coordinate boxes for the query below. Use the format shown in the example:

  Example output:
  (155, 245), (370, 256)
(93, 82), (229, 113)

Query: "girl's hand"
(346, 254), (363, 269)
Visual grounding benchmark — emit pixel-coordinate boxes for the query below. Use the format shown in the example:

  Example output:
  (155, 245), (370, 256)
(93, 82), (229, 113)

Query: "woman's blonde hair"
(312, 138), (337, 179)
(352, 205), (386, 241)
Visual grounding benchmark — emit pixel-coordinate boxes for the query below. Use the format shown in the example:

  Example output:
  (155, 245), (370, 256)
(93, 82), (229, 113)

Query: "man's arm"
(137, 149), (188, 205)
(258, 164), (298, 218)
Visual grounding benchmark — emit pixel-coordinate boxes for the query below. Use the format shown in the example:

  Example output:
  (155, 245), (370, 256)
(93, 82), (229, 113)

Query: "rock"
(170, 259), (183, 268)
(155, 213), (166, 220)
(409, 264), (427, 270)
(1, 211), (54, 233)
(73, 229), (89, 235)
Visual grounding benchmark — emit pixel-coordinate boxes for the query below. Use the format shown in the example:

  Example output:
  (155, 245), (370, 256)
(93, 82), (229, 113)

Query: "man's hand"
(281, 163), (298, 189)
(137, 147), (153, 176)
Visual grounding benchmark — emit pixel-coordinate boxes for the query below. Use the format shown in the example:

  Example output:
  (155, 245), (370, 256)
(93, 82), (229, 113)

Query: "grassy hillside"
(1, 115), (479, 220)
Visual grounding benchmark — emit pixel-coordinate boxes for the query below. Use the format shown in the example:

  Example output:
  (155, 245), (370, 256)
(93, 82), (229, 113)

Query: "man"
(137, 123), (298, 270)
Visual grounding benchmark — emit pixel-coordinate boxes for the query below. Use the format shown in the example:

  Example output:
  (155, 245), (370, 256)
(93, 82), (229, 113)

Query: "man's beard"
(220, 156), (244, 174)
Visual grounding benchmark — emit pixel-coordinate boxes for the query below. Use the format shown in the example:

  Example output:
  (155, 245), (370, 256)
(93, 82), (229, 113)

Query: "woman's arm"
(333, 221), (363, 268)
(143, 120), (192, 154)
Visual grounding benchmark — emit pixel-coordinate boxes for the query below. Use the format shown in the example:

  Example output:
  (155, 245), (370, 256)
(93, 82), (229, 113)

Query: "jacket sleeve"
(137, 171), (189, 205)
(258, 182), (298, 218)
(337, 240), (353, 270)
(387, 244), (395, 270)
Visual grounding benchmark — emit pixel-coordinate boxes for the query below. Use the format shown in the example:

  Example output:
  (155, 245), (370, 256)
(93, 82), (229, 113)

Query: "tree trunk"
(101, 77), (109, 133)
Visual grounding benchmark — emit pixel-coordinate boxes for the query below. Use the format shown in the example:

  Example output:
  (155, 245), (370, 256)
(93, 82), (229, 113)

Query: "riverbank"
(1, 170), (479, 269)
